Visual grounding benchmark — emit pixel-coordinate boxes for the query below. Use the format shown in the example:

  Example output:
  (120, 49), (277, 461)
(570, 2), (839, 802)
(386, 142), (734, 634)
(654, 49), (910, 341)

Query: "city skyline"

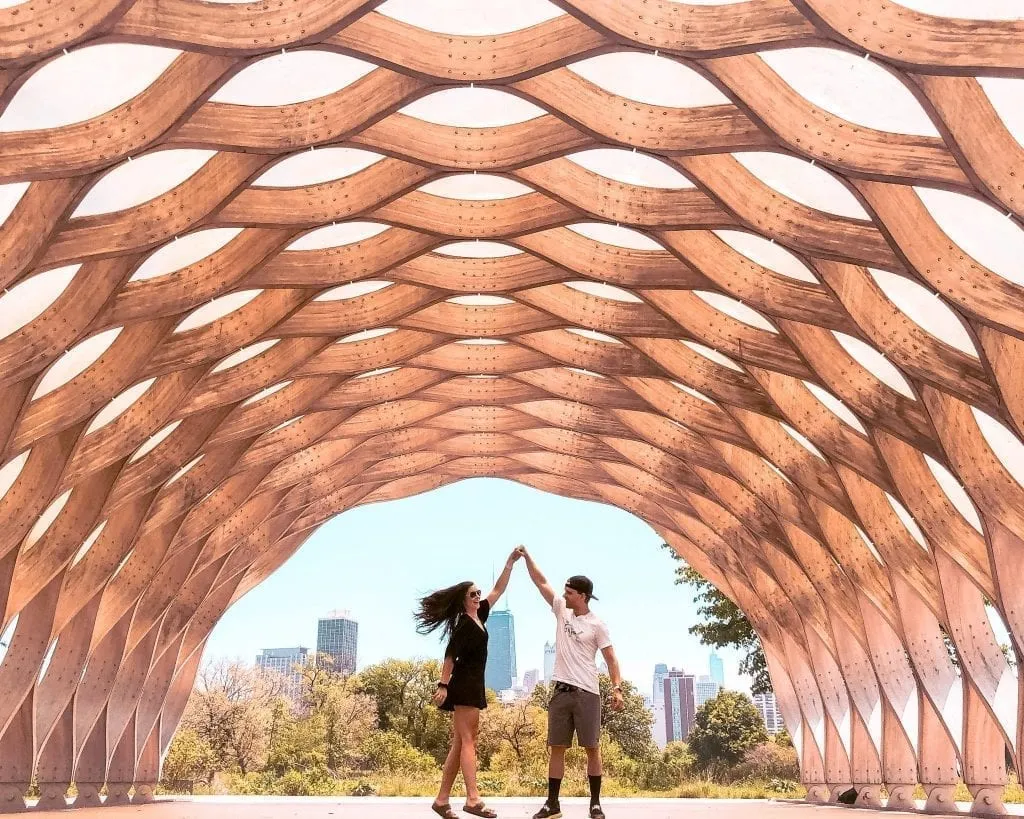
(652, 652), (726, 748)
(204, 480), (754, 692)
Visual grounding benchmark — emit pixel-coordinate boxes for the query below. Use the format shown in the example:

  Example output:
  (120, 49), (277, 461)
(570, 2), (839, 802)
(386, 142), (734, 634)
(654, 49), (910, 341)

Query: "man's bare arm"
(517, 546), (555, 606)
(602, 646), (625, 711)
(601, 646), (622, 688)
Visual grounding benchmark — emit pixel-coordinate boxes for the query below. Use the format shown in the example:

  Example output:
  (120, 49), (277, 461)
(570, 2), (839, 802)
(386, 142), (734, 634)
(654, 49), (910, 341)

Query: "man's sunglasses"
(468, 590), (482, 599)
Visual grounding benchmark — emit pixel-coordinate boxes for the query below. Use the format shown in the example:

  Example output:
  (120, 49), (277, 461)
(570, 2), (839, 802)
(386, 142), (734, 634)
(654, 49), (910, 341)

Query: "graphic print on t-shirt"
(550, 596), (612, 695)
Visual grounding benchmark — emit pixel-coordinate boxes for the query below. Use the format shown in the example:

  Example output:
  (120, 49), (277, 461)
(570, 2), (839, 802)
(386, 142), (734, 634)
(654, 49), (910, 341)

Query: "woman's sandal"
(463, 802), (497, 818)
(431, 802), (457, 818)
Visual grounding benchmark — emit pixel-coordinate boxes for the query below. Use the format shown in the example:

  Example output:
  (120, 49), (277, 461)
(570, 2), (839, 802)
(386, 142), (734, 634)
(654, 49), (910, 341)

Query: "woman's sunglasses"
(468, 590), (482, 599)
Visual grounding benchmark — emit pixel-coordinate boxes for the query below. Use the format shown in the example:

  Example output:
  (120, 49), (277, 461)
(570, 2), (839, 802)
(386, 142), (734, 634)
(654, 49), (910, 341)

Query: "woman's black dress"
(440, 599), (490, 711)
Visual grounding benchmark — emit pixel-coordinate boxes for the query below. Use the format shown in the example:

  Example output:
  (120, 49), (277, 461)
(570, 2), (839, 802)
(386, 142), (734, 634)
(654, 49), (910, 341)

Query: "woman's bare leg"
(437, 722), (463, 804)
(454, 706), (481, 804)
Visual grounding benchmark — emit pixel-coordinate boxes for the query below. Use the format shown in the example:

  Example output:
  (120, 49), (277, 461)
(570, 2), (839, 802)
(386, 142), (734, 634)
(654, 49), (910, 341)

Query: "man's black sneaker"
(532, 804), (562, 819)
(590, 805), (606, 819)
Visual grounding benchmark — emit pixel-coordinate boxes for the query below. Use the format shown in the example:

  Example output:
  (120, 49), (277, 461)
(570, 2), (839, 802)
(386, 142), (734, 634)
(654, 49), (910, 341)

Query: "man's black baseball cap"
(566, 575), (598, 600)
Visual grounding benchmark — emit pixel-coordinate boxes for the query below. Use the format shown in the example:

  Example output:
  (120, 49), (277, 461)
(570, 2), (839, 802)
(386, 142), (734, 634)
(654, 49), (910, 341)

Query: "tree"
(350, 659), (451, 762)
(479, 700), (538, 765)
(160, 728), (217, 787)
(662, 545), (772, 694)
(181, 659), (283, 775)
(298, 664), (376, 772)
(688, 690), (768, 768)
(360, 731), (437, 774)
(730, 740), (799, 781)
(623, 742), (693, 790)
(597, 676), (654, 759)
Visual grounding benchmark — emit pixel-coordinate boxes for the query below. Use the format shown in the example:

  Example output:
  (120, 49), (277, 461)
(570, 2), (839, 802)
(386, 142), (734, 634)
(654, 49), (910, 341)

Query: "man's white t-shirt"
(550, 596), (612, 695)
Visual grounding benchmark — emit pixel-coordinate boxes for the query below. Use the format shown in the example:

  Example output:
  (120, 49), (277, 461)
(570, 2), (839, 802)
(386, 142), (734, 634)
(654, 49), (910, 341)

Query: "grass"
(180, 773), (805, 800)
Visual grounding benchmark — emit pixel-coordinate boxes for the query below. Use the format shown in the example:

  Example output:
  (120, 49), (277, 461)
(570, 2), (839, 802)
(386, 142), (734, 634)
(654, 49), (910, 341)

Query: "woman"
(415, 549), (521, 818)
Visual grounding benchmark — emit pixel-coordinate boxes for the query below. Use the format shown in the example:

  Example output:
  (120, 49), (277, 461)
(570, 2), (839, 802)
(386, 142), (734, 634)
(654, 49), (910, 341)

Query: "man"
(516, 546), (624, 819)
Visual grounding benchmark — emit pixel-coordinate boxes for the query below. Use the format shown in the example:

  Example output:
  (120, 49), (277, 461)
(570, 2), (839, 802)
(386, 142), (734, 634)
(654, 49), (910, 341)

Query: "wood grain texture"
(0, 0), (1022, 813)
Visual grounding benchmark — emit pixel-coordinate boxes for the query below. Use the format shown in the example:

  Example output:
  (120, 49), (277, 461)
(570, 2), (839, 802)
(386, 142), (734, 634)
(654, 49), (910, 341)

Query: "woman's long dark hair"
(415, 581), (473, 641)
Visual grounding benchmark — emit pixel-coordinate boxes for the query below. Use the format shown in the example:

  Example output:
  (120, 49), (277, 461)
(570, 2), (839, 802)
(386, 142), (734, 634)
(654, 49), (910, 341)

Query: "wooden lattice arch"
(1, 0), (1024, 812)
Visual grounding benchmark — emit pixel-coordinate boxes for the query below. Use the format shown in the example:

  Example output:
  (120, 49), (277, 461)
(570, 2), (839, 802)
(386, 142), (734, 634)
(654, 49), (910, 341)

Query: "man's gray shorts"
(548, 684), (602, 748)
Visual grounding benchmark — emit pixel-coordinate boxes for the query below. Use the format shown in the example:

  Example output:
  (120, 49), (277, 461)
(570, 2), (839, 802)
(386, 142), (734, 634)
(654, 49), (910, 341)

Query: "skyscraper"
(317, 610), (358, 675)
(709, 651), (725, 686)
(652, 663), (669, 748)
(485, 607), (516, 692)
(663, 670), (696, 743)
(695, 674), (721, 710)
(522, 669), (540, 693)
(753, 692), (785, 734)
(543, 642), (556, 682)
(256, 646), (311, 703)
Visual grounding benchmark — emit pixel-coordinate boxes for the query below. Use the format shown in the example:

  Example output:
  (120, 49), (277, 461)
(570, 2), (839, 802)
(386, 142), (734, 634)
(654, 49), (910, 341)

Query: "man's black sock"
(547, 777), (562, 806)
(589, 775), (602, 806)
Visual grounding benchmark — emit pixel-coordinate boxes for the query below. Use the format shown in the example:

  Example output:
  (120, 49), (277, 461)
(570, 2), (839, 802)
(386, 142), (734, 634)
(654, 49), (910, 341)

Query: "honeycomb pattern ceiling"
(1, 0), (1024, 811)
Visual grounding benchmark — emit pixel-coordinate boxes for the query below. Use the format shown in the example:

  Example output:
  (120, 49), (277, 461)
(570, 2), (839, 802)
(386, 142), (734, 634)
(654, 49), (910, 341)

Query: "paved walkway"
(24, 796), (930, 818)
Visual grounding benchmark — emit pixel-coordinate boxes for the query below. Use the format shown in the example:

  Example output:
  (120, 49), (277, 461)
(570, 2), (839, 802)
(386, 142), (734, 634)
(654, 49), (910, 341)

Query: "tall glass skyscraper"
(709, 651), (725, 686)
(317, 610), (358, 675)
(485, 608), (516, 692)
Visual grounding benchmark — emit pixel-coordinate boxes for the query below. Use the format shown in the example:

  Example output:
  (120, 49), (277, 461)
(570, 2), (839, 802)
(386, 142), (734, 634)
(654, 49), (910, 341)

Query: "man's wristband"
(436, 681), (449, 688)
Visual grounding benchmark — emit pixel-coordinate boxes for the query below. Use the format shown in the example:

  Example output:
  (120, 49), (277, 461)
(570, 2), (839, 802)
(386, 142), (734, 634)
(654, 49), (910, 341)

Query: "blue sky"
(204, 478), (753, 695)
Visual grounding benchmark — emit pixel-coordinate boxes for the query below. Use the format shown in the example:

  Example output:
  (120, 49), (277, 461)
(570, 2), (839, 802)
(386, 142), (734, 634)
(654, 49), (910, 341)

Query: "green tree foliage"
(160, 728), (218, 787)
(597, 676), (655, 759)
(662, 545), (772, 694)
(163, 656), (794, 797)
(360, 731), (438, 774)
(350, 659), (453, 763)
(619, 742), (694, 790)
(688, 690), (768, 768)
(298, 664), (376, 772)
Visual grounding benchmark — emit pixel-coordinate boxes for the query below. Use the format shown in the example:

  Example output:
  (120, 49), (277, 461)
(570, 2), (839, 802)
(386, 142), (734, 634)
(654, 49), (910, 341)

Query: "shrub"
(360, 731), (437, 774)
(730, 741), (799, 782)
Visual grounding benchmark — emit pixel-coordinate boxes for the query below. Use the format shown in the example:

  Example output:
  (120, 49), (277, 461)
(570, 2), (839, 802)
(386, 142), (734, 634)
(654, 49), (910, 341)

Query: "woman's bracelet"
(436, 681), (449, 688)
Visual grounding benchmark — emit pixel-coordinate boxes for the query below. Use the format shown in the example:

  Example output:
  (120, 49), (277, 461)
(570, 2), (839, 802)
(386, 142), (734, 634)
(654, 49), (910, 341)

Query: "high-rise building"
(485, 608), (516, 693)
(522, 669), (540, 693)
(709, 651), (725, 686)
(652, 663), (669, 747)
(663, 670), (696, 743)
(317, 610), (358, 675)
(652, 663), (669, 748)
(695, 674), (721, 710)
(256, 646), (311, 703)
(543, 641), (556, 682)
(753, 692), (785, 734)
